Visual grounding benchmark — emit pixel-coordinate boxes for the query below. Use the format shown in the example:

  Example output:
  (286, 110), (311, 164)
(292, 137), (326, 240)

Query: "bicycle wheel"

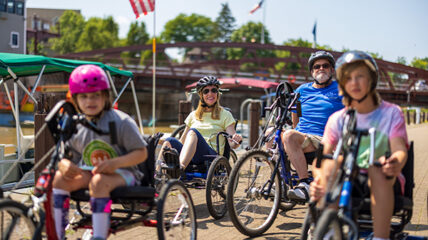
(229, 150), (237, 168)
(157, 180), (197, 240)
(206, 156), (231, 219)
(0, 198), (39, 240)
(301, 207), (317, 240)
(226, 149), (281, 237)
(170, 124), (186, 139)
(313, 208), (344, 240)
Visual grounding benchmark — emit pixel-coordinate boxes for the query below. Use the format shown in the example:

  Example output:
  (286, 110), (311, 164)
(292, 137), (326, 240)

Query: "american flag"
(249, 0), (264, 14)
(129, 0), (155, 18)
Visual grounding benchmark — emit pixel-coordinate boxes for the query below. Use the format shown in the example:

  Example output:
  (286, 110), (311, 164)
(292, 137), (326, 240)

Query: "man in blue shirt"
(286, 51), (344, 201)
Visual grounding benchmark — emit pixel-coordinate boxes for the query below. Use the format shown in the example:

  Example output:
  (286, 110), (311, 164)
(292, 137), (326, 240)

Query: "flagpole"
(152, 1), (156, 134)
(261, 0), (266, 44)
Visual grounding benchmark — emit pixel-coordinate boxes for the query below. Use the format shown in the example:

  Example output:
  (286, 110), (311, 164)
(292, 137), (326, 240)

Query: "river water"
(0, 125), (176, 155)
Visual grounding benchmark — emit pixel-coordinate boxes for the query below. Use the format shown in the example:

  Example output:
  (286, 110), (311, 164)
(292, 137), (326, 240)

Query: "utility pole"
(33, 14), (38, 55)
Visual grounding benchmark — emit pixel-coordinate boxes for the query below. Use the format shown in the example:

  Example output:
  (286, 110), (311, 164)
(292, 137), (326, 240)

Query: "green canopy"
(0, 52), (133, 78)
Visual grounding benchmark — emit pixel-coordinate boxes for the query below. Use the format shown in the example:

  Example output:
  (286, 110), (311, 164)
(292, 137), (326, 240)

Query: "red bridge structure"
(61, 42), (428, 107)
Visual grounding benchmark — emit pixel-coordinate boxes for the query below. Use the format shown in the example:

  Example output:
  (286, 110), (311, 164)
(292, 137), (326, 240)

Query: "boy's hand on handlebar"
(58, 159), (82, 181)
(309, 176), (325, 202)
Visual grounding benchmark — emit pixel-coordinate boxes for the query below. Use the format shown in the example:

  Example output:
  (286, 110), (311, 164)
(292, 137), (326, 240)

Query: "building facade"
(0, 0), (26, 53)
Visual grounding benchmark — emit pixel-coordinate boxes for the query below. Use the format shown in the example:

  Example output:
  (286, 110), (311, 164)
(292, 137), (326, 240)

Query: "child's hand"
(310, 176), (325, 202)
(92, 159), (118, 174)
(58, 159), (82, 180)
(379, 154), (400, 178)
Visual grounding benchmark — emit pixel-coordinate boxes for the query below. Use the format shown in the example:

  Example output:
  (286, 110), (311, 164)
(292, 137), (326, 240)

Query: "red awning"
(185, 78), (279, 91)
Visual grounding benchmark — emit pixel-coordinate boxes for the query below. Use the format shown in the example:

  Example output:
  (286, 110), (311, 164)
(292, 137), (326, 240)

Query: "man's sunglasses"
(313, 63), (331, 70)
(202, 88), (218, 95)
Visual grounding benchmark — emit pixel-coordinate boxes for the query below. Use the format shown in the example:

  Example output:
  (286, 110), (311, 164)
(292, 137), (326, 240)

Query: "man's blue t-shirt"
(294, 81), (344, 136)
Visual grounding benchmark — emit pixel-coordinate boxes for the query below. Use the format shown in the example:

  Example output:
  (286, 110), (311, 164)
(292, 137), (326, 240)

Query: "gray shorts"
(301, 134), (322, 149)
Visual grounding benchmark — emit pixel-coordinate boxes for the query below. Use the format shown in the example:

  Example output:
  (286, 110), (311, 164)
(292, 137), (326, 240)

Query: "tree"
(230, 21), (271, 45)
(122, 21), (150, 60)
(49, 10), (85, 54)
(214, 3), (236, 42)
(396, 56), (407, 65)
(227, 22), (273, 71)
(126, 21), (150, 46)
(161, 13), (216, 43)
(411, 57), (428, 70)
(76, 16), (119, 52)
(274, 38), (331, 74)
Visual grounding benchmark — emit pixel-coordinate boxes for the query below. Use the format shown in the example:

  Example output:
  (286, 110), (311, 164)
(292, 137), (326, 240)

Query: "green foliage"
(126, 21), (150, 46)
(76, 16), (119, 52)
(161, 13), (216, 43)
(368, 51), (383, 60)
(49, 12), (120, 54)
(410, 57), (428, 70)
(396, 56), (407, 65)
(122, 21), (150, 60)
(139, 37), (169, 66)
(49, 10), (85, 54)
(27, 38), (47, 55)
(213, 3), (236, 42)
(227, 22), (273, 71)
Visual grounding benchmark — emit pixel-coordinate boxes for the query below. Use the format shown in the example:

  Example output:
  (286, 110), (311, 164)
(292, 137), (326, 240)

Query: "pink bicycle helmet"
(69, 65), (110, 95)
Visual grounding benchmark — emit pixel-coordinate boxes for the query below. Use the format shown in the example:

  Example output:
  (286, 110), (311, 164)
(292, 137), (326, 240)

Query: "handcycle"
(226, 82), (317, 237)
(0, 100), (197, 240)
(160, 129), (240, 220)
(302, 108), (415, 240)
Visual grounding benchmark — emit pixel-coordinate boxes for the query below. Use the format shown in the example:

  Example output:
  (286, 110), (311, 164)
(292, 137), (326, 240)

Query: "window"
(0, 0), (6, 12)
(10, 32), (19, 48)
(15, 1), (23, 16)
(7, 0), (14, 14)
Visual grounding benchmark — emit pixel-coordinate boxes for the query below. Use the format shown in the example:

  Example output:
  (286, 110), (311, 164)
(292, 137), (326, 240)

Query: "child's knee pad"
(162, 147), (181, 179)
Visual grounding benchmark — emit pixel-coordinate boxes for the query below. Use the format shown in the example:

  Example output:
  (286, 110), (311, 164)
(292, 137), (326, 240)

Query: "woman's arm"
(225, 123), (242, 149)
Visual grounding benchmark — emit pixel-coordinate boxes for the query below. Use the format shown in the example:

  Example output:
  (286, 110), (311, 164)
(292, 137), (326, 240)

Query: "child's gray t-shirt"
(67, 109), (147, 182)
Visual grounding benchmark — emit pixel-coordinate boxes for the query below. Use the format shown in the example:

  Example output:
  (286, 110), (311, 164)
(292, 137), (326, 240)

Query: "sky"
(26, 0), (428, 63)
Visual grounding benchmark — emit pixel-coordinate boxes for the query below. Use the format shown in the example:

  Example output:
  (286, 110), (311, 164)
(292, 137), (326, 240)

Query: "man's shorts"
(301, 134), (322, 149)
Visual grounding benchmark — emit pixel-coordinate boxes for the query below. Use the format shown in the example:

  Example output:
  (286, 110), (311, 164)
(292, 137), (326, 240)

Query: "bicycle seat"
(71, 186), (156, 202)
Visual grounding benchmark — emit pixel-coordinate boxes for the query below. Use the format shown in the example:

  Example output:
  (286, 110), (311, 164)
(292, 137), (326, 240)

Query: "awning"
(185, 77), (279, 91)
(0, 52), (133, 78)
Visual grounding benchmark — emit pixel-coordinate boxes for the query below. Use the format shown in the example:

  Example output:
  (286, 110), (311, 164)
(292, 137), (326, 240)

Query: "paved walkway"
(109, 123), (428, 239)
(8, 124), (428, 239)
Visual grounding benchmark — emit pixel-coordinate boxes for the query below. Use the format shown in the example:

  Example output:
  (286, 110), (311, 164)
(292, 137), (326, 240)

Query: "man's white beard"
(314, 72), (330, 83)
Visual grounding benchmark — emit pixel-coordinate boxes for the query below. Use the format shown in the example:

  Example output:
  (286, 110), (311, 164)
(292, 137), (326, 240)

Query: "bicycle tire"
(206, 156), (231, 219)
(229, 150), (237, 168)
(170, 124), (186, 139)
(157, 180), (197, 240)
(313, 208), (344, 240)
(301, 208), (314, 240)
(226, 149), (281, 237)
(0, 198), (39, 240)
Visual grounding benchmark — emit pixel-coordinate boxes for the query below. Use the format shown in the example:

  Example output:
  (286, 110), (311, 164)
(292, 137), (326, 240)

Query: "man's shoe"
(287, 182), (310, 202)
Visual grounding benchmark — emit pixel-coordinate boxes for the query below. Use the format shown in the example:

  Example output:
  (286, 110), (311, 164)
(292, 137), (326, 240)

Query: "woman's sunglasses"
(313, 63), (331, 70)
(202, 88), (218, 95)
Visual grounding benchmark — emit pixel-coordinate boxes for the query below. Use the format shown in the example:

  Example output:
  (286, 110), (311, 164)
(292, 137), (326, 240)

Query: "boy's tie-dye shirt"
(323, 101), (408, 169)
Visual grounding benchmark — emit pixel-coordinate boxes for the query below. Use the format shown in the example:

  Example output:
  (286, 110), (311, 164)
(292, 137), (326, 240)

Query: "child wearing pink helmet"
(52, 65), (148, 240)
